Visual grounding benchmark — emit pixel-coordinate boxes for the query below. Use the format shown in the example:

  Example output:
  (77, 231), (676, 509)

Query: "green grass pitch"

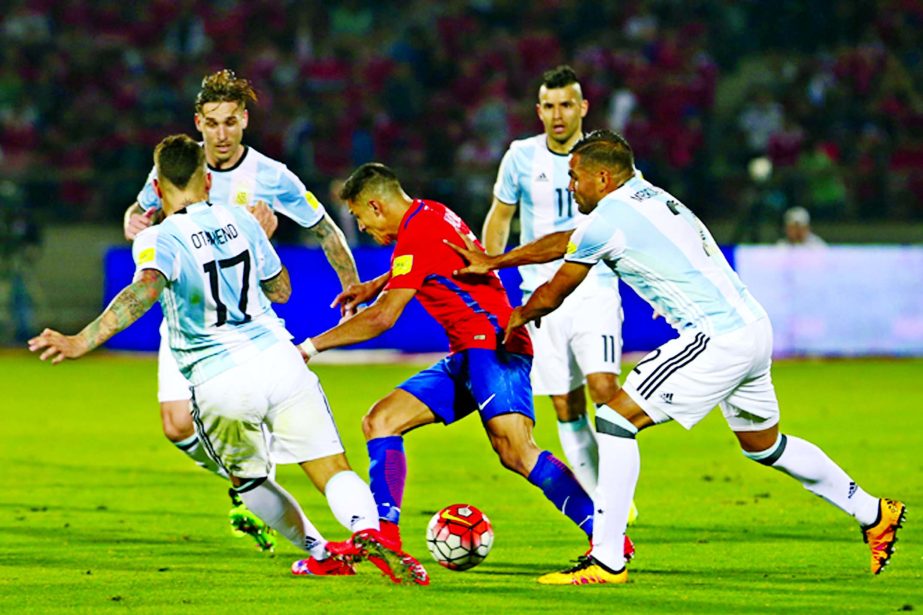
(1, 351), (921, 613)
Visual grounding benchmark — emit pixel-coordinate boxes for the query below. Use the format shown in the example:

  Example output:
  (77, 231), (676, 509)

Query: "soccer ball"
(425, 503), (493, 571)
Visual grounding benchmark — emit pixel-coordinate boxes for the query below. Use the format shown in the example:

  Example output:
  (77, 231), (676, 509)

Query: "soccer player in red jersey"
(298, 163), (634, 561)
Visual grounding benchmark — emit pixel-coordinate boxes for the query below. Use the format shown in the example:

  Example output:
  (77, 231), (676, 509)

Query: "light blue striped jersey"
(136, 146), (326, 228)
(493, 134), (616, 296)
(565, 175), (767, 336)
(132, 202), (291, 385)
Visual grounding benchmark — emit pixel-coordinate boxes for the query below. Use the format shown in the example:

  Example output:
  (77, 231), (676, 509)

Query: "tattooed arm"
(29, 269), (166, 364)
(308, 213), (360, 290)
(260, 265), (292, 304)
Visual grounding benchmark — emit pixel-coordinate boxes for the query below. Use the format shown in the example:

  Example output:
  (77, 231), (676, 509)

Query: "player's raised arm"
(448, 229), (574, 276)
(299, 288), (415, 360)
(29, 269), (166, 364)
(308, 212), (360, 288)
(481, 197), (517, 256)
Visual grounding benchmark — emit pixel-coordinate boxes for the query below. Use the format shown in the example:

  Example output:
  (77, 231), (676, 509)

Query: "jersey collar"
(207, 146), (249, 173)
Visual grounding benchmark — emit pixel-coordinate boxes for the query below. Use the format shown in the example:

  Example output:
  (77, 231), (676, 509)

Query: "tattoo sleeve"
(78, 269), (166, 351)
(260, 266), (292, 303)
(310, 214), (360, 289)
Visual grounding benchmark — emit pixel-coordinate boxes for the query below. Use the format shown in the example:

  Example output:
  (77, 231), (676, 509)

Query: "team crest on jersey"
(138, 247), (155, 264)
(392, 255), (413, 276)
(235, 190), (249, 205)
(305, 191), (321, 210)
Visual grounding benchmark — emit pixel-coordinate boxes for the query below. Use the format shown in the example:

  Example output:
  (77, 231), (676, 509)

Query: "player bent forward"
(451, 130), (905, 584)
(30, 135), (427, 585)
(298, 163), (634, 561)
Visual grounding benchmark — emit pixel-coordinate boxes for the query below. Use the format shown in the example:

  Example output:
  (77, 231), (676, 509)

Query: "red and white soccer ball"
(425, 503), (493, 571)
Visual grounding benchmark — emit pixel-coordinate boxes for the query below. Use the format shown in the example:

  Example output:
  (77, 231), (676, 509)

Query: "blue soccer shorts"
(398, 348), (534, 425)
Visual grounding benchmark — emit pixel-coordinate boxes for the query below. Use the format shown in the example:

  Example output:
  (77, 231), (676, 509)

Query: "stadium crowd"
(1, 0), (922, 234)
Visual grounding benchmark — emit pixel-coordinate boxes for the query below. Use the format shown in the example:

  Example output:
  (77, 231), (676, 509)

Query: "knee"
(160, 402), (194, 442)
(587, 374), (620, 406)
(362, 402), (396, 440)
(491, 439), (534, 477)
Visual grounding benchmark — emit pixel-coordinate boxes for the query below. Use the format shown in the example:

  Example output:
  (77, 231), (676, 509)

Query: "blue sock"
(366, 436), (406, 524)
(527, 450), (594, 537)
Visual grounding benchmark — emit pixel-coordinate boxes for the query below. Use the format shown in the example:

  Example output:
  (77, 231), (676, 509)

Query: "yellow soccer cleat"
(627, 500), (639, 526)
(862, 498), (906, 575)
(537, 555), (628, 585)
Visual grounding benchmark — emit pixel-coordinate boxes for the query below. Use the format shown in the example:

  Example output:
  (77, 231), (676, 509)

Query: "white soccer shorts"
(621, 317), (780, 432)
(157, 330), (193, 403)
(528, 284), (622, 396)
(190, 341), (345, 479)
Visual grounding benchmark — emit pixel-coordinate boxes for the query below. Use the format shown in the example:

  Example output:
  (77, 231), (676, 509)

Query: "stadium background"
(1, 0), (922, 351)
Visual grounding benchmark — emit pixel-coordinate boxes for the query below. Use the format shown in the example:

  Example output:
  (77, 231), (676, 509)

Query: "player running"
(30, 135), (427, 584)
(123, 70), (360, 550)
(451, 129), (905, 584)
(297, 162), (635, 562)
(484, 66), (635, 520)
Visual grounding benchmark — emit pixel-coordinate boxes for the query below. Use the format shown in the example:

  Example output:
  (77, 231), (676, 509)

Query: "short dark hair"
(570, 129), (635, 173)
(195, 69), (258, 113)
(541, 65), (580, 90)
(340, 163), (402, 201)
(154, 134), (205, 189)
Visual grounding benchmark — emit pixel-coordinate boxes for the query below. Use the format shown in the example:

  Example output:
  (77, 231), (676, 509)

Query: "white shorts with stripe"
(528, 283), (622, 395)
(190, 341), (345, 479)
(157, 326), (193, 402)
(622, 318), (780, 432)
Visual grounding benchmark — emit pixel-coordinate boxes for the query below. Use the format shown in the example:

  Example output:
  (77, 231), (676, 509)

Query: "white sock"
(592, 433), (640, 572)
(239, 478), (327, 558)
(325, 470), (380, 533)
(768, 435), (880, 526)
(173, 434), (228, 479)
(557, 416), (599, 493)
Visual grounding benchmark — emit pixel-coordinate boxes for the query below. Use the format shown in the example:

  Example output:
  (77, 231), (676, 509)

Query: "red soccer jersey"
(385, 199), (532, 356)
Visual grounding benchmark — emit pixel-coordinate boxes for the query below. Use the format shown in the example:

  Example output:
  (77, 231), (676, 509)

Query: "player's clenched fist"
(124, 208), (156, 240)
(248, 200), (278, 238)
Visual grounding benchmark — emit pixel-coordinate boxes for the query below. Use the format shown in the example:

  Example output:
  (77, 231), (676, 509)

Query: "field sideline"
(1, 351), (920, 613)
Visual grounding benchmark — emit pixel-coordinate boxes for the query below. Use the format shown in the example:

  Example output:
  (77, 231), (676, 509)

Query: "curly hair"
(194, 69), (258, 113)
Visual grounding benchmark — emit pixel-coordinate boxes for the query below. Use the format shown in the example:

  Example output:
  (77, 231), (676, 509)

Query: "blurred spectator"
(778, 206), (826, 247)
(0, 180), (41, 342)
(0, 0), (920, 232)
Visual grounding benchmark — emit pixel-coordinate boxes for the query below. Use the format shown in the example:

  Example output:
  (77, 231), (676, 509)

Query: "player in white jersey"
(484, 67), (631, 517)
(30, 135), (428, 583)
(122, 70), (361, 547)
(451, 130), (905, 584)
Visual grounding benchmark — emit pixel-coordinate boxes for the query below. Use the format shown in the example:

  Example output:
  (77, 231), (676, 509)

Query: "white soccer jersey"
(132, 202), (291, 386)
(494, 134), (616, 295)
(136, 145), (326, 228)
(565, 174), (767, 337)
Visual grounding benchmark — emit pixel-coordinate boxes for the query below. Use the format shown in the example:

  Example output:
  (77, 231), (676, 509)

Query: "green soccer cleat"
(228, 488), (276, 554)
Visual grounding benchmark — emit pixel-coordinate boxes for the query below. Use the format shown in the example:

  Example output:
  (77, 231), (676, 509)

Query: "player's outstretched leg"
(485, 413), (635, 562)
(741, 431), (904, 573)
